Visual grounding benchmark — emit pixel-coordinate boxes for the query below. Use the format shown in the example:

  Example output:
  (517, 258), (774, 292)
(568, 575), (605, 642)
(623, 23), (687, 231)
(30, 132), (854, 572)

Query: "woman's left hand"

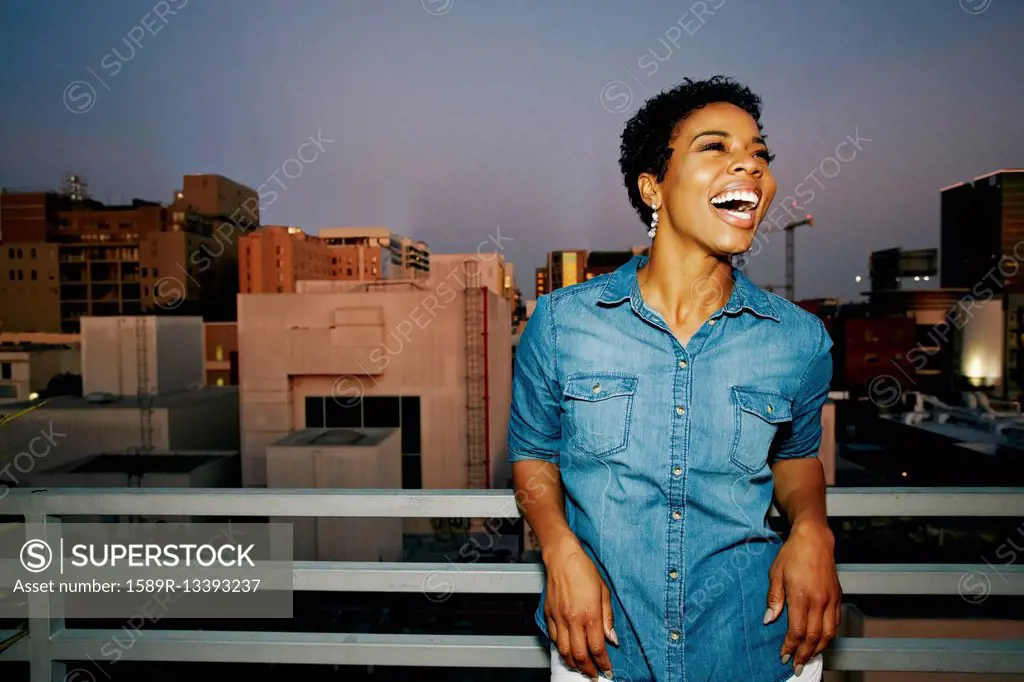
(764, 519), (841, 675)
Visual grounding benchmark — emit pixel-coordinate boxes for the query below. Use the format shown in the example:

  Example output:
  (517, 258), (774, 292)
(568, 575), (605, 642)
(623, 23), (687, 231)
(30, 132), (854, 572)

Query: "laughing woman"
(508, 76), (839, 682)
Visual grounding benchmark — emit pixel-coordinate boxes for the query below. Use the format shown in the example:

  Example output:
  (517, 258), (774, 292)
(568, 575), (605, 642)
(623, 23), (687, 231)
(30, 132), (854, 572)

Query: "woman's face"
(643, 102), (777, 256)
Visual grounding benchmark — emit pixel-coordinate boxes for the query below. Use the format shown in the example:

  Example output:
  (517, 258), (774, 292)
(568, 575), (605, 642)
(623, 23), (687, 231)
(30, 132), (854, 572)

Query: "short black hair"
(619, 76), (764, 228)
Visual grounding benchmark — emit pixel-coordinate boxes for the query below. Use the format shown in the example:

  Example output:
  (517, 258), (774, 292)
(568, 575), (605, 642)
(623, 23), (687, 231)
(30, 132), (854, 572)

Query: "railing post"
(25, 514), (66, 682)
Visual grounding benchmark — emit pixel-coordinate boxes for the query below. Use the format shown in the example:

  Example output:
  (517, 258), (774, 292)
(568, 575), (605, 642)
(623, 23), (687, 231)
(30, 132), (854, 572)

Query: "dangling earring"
(648, 203), (659, 239)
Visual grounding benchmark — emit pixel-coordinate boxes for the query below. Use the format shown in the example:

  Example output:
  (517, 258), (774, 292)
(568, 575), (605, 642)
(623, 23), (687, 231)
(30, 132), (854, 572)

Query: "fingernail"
(609, 628), (619, 645)
(763, 607), (773, 624)
(603, 672), (614, 679)
(780, 654), (791, 664)
(794, 663), (804, 676)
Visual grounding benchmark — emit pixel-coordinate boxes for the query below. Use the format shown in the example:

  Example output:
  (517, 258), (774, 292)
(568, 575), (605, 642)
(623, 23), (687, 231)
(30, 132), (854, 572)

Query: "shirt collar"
(597, 254), (780, 322)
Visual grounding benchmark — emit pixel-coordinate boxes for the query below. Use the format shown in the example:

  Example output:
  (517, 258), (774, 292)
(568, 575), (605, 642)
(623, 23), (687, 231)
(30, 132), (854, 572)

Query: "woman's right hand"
(544, 536), (617, 679)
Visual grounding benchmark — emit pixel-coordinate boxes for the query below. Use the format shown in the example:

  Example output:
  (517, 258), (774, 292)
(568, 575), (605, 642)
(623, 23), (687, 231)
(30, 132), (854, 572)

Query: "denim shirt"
(508, 255), (833, 682)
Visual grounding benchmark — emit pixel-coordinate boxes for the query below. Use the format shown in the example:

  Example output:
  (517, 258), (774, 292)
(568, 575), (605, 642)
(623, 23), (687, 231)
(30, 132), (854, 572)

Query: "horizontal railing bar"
(293, 562), (1024, 596)
(0, 561), (1016, 596)
(1, 487), (1022, 518)
(825, 637), (1024, 673)
(836, 563), (1024, 596)
(3, 632), (1023, 672)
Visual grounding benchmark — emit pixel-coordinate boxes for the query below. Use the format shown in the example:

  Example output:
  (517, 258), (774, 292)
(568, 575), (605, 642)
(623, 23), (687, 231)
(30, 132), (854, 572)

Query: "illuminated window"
(215, 345), (224, 361)
(562, 253), (578, 286)
(216, 377), (225, 386)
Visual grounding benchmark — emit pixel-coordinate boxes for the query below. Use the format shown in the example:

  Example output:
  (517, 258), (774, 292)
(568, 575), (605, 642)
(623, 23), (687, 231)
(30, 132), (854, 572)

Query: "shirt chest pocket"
(562, 373), (638, 458)
(730, 386), (794, 473)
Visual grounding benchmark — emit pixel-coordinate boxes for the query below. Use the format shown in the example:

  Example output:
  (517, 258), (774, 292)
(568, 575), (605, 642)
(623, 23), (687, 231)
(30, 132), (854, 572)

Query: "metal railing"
(1, 487), (1023, 680)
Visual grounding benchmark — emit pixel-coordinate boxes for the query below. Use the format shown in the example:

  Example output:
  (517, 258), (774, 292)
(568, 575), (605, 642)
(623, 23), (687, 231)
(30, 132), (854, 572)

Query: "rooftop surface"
(0, 386), (237, 412)
(0, 343), (78, 353)
(272, 427), (396, 448)
(880, 412), (1024, 450)
(51, 453), (235, 474)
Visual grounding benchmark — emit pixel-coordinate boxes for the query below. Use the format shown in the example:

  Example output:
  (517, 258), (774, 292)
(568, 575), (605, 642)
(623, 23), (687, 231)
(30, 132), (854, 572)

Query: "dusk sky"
(1, 0), (1022, 300)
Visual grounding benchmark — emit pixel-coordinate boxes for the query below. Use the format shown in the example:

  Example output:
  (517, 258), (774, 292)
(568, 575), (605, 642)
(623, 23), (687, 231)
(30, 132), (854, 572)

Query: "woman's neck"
(637, 233), (734, 327)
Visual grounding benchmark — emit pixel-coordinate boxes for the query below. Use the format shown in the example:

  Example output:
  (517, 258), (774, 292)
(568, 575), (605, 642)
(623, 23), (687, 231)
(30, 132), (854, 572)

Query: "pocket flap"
(564, 373), (638, 401)
(733, 386), (793, 423)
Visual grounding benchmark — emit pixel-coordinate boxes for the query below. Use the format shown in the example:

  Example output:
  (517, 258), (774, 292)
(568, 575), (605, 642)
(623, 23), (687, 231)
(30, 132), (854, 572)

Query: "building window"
(7, 271), (13, 281)
(347, 268), (353, 276)
(216, 377), (225, 386)
(277, 285), (283, 293)
(303, 394), (422, 488)
(16, 271), (22, 281)
(7, 248), (13, 258)
(30, 270), (37, 281)
(153, 268), (159, 277)
(30, 248), (36, 258)
(215, 345), (224, 361)
(1, 362), (11, 380)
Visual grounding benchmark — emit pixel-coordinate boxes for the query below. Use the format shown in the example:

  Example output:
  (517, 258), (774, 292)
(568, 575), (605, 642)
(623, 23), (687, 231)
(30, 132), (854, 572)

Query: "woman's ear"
(637, 173), (659, 208)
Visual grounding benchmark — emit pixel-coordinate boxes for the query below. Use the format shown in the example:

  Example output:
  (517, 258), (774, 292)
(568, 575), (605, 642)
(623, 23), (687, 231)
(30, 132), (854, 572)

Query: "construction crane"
(762, 212), (813, 301)
(783, 214), (813, 301)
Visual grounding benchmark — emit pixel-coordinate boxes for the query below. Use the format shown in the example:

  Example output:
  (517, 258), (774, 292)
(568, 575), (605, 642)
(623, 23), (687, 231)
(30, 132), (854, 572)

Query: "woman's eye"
(700, 141), (726, 152)
(755, 150), (775, 163)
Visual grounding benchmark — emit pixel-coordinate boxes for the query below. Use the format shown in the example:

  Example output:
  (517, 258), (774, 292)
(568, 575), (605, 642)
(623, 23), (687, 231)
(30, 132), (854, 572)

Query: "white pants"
(550, 644), (823, 681)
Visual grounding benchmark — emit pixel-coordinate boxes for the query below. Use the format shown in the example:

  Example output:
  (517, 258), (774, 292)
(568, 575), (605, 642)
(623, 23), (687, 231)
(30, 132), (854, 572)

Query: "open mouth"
(710, 189), (760, 222)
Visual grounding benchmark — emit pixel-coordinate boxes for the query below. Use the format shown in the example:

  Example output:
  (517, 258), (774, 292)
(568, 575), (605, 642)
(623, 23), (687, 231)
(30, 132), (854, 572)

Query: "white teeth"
(710, 189), (759, 209)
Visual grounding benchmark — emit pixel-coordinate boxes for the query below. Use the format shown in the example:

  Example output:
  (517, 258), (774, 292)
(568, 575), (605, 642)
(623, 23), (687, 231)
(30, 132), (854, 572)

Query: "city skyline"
(1, 0), (1023, 301)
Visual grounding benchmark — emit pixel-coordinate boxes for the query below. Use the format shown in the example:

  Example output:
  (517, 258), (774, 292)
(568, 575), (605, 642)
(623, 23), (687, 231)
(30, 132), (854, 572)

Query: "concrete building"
(80, 316), (204, 396)
(0, 386), (239, 478)
(0, 335), (80, 404)
(0, 316), (238, 479)
(239, 226), (338, 294)
(941, 169), (1024, 292)
(204, 321), (238, 386)
(0, 174), (256, 333)
(534, 266), (547, 298)
(535, 248), (648, 297)
(266, 428), (402, 561)
(584, 247), (649, 281)
(21, 451), (238, 489)
(1005, 294), (1024, 398)
(426, 253), (508, 298)
(170, 173), (259, 229)
(429, 253), (524, 329)
(319, 227), (429, 280)
(546, 249), (586, 291)
(237, 275), (512, 492)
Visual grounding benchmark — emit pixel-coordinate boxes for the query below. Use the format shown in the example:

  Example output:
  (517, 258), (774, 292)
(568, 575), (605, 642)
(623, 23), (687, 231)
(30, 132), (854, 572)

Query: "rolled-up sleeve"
(508, 294), (562, 463)
(773, 321), (833, 461)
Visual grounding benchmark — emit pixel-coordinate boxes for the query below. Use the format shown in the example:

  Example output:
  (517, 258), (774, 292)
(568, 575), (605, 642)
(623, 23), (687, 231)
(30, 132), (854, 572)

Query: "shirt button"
(767, 404), (774, 414)
(670, 631), (680, 641)
(676, 406), (685, 416)
(592, 384), (601, 394)
(673, 466), (682, 476)
(672, 510), (681, 520)
(669, 569), (678, 579)
(678, 360), (687, 369)
(708, 319), (717, 326)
